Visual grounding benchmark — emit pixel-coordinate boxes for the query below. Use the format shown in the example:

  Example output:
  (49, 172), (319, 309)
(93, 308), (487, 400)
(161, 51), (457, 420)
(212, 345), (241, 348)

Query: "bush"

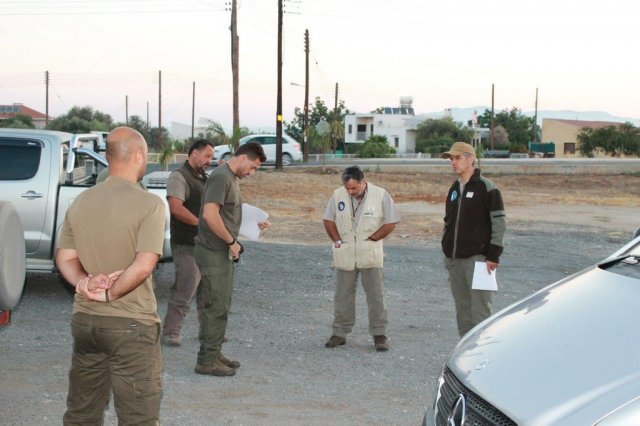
(357, 136), (395, 158)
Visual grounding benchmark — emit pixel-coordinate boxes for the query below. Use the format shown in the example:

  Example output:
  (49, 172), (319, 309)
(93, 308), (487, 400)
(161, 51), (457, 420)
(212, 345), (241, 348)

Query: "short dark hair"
(188, 139), (214, 156)
(235, 141), (267, 162)
(341, 165), (365, 183)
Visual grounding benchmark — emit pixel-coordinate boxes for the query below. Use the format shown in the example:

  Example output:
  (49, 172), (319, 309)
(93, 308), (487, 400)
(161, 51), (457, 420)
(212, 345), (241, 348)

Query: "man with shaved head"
(56, 126), (166, 425)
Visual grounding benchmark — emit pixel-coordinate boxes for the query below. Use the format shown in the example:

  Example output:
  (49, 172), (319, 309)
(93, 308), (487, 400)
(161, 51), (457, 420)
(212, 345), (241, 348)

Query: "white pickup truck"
(0, 128), (171, 324)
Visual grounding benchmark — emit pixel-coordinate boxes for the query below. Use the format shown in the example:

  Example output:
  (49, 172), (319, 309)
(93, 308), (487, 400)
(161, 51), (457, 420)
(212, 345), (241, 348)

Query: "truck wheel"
(0, 201), (26, 310)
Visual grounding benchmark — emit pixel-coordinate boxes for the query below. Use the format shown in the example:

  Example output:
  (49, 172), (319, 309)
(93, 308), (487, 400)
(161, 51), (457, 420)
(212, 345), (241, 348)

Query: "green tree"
(198, 119), (250, 149)
(577, 123), (640, 157)
(114, 115), (151, 144)
(0, 113), (34, 129)
(415, 117), (473, 154)
(147, 126), (172, 152)
(478, 107), (534, 148)
(285, 97), (350, 153)
(358, 135), (396, 158)
(47, 106), (114, 133)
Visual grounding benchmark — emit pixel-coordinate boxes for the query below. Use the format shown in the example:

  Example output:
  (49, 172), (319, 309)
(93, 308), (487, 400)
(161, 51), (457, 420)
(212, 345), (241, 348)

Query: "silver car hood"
(447, 265), (640, 425)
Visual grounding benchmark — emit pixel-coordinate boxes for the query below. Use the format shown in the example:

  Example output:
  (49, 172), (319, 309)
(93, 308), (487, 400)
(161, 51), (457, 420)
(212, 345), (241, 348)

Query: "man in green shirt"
(194, 141), (268, 377)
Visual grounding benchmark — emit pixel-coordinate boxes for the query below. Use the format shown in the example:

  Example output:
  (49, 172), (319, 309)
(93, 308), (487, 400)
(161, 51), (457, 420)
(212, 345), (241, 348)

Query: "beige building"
(541, 118), (624, 157)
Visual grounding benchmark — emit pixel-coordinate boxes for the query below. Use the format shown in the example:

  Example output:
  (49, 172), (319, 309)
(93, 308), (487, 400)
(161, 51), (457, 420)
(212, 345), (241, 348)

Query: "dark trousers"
(64, 312), (163, 426)
(195, 244), (234, 366)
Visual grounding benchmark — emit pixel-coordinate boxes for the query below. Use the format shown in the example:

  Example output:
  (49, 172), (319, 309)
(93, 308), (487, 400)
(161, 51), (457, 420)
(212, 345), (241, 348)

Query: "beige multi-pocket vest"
(332, 183), (385, 271)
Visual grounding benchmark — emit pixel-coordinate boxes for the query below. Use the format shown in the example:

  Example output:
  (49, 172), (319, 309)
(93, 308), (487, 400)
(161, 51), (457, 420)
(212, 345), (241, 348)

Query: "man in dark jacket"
(441, 142), (506, 337)
(162, 139), (214, 346)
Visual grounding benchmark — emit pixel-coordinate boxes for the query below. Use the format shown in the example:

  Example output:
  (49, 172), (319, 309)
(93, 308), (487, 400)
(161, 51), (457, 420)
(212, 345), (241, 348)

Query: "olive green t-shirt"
(195, 163), (241, 251)
(58, 176), (166, 323)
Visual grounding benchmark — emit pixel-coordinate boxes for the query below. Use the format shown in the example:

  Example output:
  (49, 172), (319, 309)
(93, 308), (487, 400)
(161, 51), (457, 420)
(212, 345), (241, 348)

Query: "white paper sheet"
(239, 203), (269, 241)
(472, 261), (498, 291)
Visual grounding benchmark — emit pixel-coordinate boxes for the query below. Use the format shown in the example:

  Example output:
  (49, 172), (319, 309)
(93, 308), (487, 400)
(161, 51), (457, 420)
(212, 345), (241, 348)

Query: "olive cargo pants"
(194, 244), (234, 366)
(444, 255), (495, 337)
(64, 312), (162, 426)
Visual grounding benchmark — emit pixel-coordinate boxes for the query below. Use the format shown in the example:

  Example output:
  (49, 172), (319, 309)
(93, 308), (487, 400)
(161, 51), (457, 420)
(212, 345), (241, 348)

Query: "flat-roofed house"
(541, 118), (624, 157)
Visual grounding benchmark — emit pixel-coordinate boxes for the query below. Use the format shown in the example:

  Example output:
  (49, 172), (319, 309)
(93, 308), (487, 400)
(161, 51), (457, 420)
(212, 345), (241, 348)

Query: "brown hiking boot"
(218, 353), (241, 369)
(374, 335), (390, 352)
(325, 335), (346, 348)
(194, 359), (236, 377)
(161, 334), (182, 347)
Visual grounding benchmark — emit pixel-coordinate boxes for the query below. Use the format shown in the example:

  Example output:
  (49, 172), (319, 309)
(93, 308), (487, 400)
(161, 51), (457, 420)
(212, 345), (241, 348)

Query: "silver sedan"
(424, 230), (640, 425)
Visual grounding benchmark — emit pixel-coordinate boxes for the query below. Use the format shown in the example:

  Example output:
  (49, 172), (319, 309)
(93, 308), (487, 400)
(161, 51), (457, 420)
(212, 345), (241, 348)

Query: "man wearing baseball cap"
(440, 142), (506, 337)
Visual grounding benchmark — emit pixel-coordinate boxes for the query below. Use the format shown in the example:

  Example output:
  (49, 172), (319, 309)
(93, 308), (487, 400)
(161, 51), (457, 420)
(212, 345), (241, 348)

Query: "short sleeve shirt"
(323, 184), (400, 229)
(58, 176), (166, 324)
(195, 163), (241, 251)
(166, 170), (188, 201)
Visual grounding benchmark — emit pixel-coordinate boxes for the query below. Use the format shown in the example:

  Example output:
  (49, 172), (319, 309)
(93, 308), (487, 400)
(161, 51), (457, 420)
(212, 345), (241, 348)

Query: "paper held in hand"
(472, 261), (498, 291)
(239, 203), (269, 241)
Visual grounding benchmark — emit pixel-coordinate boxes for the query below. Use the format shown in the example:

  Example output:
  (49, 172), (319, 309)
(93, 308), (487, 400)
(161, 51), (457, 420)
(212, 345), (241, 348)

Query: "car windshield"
(602, 254), (640, 279)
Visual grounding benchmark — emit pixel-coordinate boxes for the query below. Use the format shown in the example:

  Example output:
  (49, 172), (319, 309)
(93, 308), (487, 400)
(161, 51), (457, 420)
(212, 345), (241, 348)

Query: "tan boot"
(325, 335), (346, 348)
(373, 335), (390, 352)
(194, 359), (236, 376)
(218, 353), (241, 369)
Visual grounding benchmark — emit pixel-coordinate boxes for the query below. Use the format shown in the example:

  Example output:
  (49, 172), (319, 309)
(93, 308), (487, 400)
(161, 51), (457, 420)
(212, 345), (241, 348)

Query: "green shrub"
(358, 135), (395, 158)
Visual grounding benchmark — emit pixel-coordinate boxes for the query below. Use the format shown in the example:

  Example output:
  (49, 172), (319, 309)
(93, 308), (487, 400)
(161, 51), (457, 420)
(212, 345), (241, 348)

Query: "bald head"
(106, 127), (148, 182)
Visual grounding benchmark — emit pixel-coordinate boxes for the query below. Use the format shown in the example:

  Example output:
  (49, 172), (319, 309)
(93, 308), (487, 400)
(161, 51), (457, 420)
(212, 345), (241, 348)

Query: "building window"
(564, 143), (576, 155)
(394, 137), (399, 148)
(348, 124), (352, 135)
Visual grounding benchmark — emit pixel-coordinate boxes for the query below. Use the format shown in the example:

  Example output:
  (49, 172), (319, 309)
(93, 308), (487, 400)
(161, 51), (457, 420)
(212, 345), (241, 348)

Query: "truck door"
(0, 138), (50, 255)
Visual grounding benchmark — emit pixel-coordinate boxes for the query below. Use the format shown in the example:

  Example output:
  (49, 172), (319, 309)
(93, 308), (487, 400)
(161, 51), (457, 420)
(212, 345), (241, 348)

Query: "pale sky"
(2, 0), (640, 131)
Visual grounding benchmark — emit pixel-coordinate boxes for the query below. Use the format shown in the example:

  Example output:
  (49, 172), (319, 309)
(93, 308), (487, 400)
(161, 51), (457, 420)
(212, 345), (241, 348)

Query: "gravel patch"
(0, 221), (629, 425)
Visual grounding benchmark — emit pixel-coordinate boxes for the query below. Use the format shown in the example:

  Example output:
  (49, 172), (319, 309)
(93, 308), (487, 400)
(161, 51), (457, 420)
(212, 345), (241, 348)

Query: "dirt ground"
(3, 169), (639, 425)
(239, 169), (640, 245)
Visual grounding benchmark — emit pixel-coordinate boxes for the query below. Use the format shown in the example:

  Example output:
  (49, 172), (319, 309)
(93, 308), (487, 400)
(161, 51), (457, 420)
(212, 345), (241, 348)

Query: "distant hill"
(420, 106), (640, 127)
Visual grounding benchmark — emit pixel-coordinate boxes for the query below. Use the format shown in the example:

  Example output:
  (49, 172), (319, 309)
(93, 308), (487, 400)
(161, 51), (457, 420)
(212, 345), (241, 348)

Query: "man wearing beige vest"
(323, 166), (400, 351)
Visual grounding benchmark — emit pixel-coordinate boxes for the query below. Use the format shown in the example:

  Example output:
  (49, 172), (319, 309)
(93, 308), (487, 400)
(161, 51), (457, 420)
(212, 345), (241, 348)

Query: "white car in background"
(213, 134), (302, 166)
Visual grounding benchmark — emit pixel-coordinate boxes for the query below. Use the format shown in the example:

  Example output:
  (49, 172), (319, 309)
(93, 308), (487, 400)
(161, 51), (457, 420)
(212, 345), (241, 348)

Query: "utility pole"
(275, 0), (283, 169)
(146, 101), (150, 133)
(158, 70), (162, 150)
(191, 81), (196, 141)
(45, 71), (49, 127)
(490, 83), (495, 150)
(125, 95), (129, 125)
(230, 0), (240, 149)
(303, 29), (310, 162)
(532, 87), (538, 143)
(332, 82), (338, 155)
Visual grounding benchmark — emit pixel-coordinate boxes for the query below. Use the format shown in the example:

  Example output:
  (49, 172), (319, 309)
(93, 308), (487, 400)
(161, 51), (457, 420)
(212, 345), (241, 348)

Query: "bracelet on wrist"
(227, 237), (236, 246)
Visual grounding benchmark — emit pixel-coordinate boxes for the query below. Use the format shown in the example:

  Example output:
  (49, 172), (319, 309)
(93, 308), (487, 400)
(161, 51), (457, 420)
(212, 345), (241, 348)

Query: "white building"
(344, 97), (421, 154)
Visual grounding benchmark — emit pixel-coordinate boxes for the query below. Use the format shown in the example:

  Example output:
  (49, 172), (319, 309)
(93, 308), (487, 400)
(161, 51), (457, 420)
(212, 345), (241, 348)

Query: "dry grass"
(239, 169), (640, 245)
